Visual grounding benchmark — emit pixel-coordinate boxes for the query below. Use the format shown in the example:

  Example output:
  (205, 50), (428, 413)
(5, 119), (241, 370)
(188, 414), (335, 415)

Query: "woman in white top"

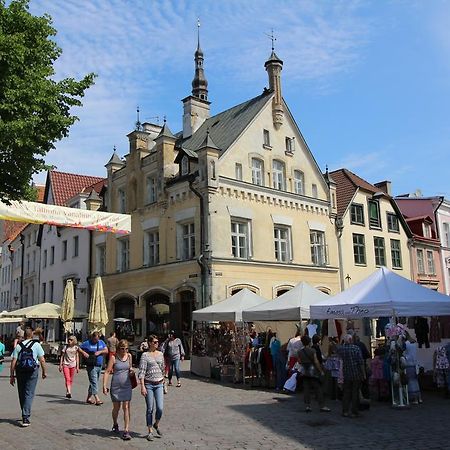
(59, 335), (79, 399)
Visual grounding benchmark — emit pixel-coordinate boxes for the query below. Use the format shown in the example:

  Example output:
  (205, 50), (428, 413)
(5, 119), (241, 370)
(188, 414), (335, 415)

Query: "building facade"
(434, 198), (450, 295)
(95, 43), (341, 340)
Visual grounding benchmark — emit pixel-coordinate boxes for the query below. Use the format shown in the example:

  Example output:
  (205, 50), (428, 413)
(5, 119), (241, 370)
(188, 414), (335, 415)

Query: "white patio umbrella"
(61, 279), (75, 334)
(88, 276), (109, 335)
(3, 302), (87, 319)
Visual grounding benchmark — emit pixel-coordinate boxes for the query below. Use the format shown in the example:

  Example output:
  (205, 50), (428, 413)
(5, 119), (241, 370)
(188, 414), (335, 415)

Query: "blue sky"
(30, 0), (450, 198)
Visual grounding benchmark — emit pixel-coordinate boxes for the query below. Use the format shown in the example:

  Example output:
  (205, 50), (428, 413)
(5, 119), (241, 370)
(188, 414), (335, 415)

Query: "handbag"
(128, 355), (138, 389)
(298, 349), (319, 379)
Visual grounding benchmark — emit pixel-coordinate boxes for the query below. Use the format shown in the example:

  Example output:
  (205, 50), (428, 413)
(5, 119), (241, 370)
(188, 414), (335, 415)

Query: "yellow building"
(330, 169), (412, 291)
(92, 41), (341, 339)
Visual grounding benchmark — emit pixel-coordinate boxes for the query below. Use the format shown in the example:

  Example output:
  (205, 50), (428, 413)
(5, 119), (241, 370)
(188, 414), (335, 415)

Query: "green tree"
(0, 0), (96, 202)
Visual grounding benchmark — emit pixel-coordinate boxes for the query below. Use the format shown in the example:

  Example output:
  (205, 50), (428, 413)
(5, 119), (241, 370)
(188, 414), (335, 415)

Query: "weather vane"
(265, 28), (276, 51)
(135, 106), (142, 131)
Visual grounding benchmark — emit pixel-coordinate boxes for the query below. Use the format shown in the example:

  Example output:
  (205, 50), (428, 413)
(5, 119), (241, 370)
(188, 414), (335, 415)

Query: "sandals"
(95, 401), (104, 406)
(176, 382), (181, 387)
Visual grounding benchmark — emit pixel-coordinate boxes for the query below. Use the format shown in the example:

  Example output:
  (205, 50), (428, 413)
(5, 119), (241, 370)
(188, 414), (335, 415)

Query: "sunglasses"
(150, 340), (158, 344)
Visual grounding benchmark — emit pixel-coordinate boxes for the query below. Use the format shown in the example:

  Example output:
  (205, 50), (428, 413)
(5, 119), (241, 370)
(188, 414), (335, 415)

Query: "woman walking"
(139, 335), (165, 441)
(163, 330), (185, 387)
(59, 335), (79, 399)
(103, 339), (133, 441)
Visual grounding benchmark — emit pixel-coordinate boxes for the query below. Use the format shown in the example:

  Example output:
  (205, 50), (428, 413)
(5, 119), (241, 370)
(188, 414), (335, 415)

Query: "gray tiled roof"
(176, 91), (272, 155)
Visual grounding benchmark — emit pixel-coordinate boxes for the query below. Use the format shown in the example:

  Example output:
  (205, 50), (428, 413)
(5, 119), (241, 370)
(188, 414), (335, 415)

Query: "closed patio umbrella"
(61, 279), (75, 334)
(88, 276), (108, 335)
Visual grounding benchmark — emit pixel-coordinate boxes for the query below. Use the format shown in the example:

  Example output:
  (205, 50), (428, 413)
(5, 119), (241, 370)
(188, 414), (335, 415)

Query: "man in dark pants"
(10, 327), (47, 427)
(337, 334), (365, 418)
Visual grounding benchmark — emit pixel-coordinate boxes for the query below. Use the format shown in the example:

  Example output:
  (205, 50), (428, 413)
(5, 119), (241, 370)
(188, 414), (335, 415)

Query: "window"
(263, 129), (271, 147)
(96, 244), (106, 275)
(310, 231), (326, 266)
(146, 176), (157, 204)
(274, 226), (290, 262)
(144, 230), (160, 266)
(312, 184), (318, 199)
(119, 238), (130, 272)
(368, 200), (381, 228)
(73, 236), (79, 257)
(350, 204), (364, 225)
(285, 137), (294, 153)
(231, 221), (250, 259)
(182, 223), (195, 260)
(43, 250), (47, 268)
(118, 188), (126, 213)
(272, 160), (286, 190)
(427, 250), (435, 274)
(181, 156), (189, 176)
(50, 246), (55, 265)
(49, 280), (54, 302)
(417, 249), (425, 274)
(353, 234), (366, 265)
(62, 240), (67, 261)
(423, 223), (432, 238)
(235, 163), (243, 181)
(390, 239), (402, 268)
(32, 250), (36, 272)
(387, 213), (399, 232)
(251, 158), (264, 186)
(374, 237), (386, 266)
(444, 223), (450, 247)
(26, 254), (30, 274)
(293, 170), (304, 195)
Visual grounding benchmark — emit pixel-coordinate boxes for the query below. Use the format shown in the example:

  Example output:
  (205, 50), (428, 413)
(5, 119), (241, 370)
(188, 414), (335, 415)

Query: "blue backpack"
(17, 341), (37, 372)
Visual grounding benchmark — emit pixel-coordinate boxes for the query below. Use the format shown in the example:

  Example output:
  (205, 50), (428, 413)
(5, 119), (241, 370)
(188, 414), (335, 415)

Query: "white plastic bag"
(283, 372), (298, 392)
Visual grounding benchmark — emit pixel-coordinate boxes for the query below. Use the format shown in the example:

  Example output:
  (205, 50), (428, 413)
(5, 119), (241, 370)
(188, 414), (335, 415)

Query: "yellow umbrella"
(61, 279), (75, 333)
(88, 276), (108, 335)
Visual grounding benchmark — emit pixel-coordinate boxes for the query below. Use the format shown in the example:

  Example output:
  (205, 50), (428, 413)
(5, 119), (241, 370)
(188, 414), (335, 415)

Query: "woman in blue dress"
(103, 339), (134, 440)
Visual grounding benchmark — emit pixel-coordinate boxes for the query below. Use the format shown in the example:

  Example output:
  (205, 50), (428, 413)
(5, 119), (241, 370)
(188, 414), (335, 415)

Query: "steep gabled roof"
(177, 91), (272, 154)
(48, 171), (105, 206)
(36, 185), (45, 202)
(330, 168), (381, 217)
(2, 221), (27, 244)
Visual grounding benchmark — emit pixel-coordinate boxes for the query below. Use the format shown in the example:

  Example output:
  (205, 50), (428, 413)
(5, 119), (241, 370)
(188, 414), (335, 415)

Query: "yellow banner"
(0, 200), (131, 234)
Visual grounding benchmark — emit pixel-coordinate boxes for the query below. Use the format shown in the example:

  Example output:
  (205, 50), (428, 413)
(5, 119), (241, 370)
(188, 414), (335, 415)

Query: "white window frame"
(417, 249), (425, 274)
(444, 222), (450, 247)
(178, 222), (195, 260)
(118, 238), (130, 272)
(118, 188), (126, 213)
(251, 158), (264, 186)
(235, 163), (243, 181)
(285, 137), (295, 153)
(426, 250), (435, 275)
(263, 129), (271, 147)
(293, 170), (304, 195)
(274, 226), (291, 263)
(272, 160), (286, 190)
(96, 244), (106, 275)
(146, 175), (157, 204)
(144, 229), (160, 266)
(310, 230), (327, 266)
(231, 219), (251, 259)
(423, 223), (432, 238)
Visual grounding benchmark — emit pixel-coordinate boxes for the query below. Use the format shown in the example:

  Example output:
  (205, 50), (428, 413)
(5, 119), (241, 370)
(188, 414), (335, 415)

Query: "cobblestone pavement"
(0, 359), (450, 450)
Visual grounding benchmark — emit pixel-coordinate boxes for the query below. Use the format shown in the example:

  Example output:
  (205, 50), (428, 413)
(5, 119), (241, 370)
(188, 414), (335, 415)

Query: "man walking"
(9, 326), (47, 427)
(337, 334), (365, 418)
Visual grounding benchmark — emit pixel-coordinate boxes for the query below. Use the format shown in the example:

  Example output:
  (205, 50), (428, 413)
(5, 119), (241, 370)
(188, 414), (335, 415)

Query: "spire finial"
(163, 115), (167, 124)
(197, 18), (201, 49)
(266, 28), (276, 51)
(113, 145), (116, 152)
(135, 106), (142, 131)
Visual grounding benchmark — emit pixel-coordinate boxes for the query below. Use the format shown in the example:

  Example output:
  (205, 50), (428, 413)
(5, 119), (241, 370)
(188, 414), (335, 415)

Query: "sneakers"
(320, 407), (331, 412)
(146, 432), (154, 441)
(122, 432), (131, 441)
(154, 425), (163, 438)
(66, 393), (72, 399)
(21, 418), (30, 427)
(112, 423), (120, 433)
(305, 406), (312, 413)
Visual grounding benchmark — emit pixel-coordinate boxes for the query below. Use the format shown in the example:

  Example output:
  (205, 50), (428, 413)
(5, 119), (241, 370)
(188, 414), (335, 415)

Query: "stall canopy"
(3, 302), (88, 319)
(242, 282), (329, 321)
(310, 267), (450, 319)
(192, 288), (268, 322)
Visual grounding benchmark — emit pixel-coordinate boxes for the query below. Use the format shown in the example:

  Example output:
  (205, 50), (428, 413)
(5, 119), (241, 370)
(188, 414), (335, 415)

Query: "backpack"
(17, 341), (37, 372)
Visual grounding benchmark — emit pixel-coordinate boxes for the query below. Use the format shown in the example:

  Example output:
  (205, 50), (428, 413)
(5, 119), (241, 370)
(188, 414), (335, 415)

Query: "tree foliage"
(0, 0), (96, 202)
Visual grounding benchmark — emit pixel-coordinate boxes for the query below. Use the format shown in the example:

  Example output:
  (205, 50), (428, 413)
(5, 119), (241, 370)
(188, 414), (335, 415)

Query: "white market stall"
(191, 288), (268, 378)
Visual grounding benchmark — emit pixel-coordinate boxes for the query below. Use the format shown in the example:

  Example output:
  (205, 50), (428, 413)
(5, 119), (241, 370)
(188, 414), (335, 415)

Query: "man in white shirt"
(287, 332), (303, 373)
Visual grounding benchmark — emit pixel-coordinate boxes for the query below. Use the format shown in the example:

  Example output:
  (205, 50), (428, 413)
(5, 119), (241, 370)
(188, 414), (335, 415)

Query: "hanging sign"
(0, 200), (131, 234)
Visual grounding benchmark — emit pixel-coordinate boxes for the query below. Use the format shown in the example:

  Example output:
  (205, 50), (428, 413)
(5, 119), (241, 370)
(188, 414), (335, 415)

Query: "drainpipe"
(433, 196), (445, 292)
(20, 234), (25, 308)
(335, 217), (345, 292)
(188, 175), (207, 309)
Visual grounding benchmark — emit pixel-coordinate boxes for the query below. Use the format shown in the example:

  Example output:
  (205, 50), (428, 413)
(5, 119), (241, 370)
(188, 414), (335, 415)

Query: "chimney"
(374, 181), (392, 196)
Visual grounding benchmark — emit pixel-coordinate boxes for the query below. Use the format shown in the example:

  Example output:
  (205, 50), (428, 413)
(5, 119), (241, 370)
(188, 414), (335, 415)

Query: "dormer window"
(285, 137), (295, 154)
(181, 156), (189, 176)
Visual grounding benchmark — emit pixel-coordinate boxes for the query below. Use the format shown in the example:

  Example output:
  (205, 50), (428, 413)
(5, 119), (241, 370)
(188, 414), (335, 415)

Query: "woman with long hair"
(59, 335), (79, 399)
(138, 335), (165, 441)
(103, 339), (133, 440)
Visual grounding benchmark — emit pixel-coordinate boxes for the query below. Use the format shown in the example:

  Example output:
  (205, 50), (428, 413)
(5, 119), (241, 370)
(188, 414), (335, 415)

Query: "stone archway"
(113, 296), (135, 340)
(144, 292), (170, 337)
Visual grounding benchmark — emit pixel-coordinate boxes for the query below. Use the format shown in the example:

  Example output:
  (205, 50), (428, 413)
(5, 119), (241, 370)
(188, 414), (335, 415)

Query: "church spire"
(191, 19), (208, 101)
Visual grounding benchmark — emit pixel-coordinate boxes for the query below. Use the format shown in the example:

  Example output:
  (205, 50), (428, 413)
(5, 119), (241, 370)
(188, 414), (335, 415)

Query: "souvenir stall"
(310, 266), (450, 407)
(191, 289), (267, 380)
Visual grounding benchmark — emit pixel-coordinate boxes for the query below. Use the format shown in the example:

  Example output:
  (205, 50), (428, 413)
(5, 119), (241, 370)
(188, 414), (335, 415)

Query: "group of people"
(8, 325), (185, 441)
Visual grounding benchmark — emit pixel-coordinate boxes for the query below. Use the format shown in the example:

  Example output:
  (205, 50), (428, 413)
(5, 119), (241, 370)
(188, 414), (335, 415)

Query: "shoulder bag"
(128, 354), (138, 389)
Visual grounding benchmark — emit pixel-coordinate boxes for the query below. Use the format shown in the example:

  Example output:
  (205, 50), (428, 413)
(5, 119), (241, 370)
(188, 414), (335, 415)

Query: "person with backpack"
(79, 331), (108, 405)
(9, 326), (47, 427)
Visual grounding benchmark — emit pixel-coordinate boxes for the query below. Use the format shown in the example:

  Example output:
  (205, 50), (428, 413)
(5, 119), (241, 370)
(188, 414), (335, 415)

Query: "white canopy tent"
(192, 288), (268, 322)
(310, 267), (450, 319)
(242, 282), (329, 321)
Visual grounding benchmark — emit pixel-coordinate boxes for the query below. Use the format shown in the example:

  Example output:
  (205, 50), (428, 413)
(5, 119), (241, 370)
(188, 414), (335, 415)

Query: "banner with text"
(0, 200), (131, 234)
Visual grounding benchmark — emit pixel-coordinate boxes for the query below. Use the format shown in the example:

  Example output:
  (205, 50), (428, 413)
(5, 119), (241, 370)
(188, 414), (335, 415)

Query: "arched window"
(272, 160), (286, 190)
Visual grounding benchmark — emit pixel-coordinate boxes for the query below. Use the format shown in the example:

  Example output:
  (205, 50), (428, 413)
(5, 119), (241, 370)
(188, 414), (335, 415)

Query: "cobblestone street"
(0, 359), (449, 450)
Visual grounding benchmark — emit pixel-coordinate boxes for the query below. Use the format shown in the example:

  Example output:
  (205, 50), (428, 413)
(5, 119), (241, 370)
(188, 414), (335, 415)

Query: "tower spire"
(192, 18), (208, 101)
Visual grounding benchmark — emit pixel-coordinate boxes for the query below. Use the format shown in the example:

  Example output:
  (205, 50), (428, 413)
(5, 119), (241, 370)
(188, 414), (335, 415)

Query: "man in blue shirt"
(10, 327), (47, 427)
(79, 331), (108, 405)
